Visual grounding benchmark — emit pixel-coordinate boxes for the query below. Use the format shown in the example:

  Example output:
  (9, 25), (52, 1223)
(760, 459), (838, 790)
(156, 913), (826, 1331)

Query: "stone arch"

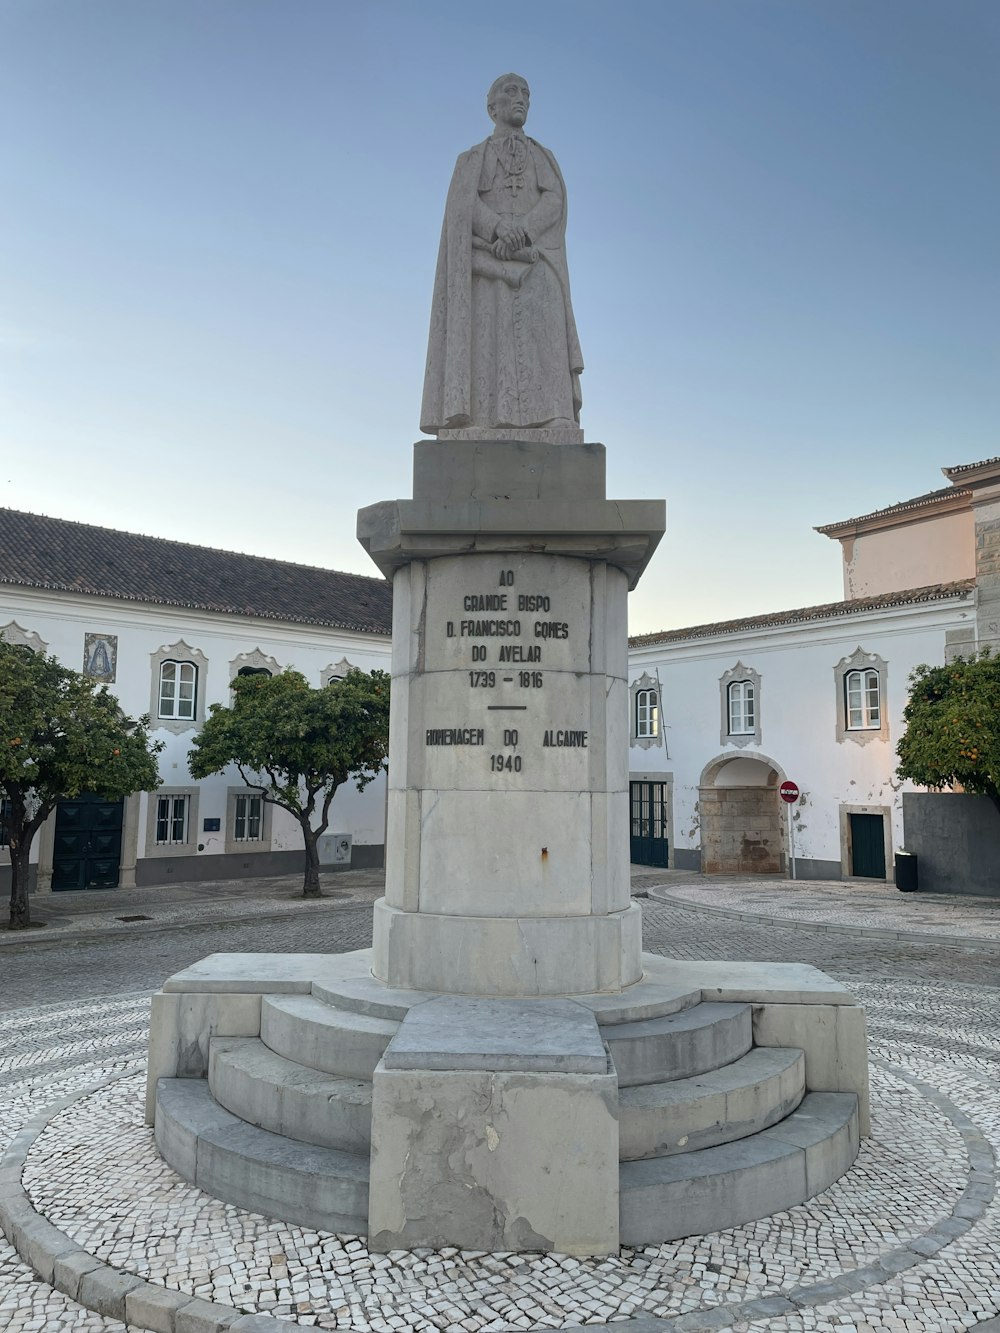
(699, 750), (788, 790)
(698, 751), (786, 876)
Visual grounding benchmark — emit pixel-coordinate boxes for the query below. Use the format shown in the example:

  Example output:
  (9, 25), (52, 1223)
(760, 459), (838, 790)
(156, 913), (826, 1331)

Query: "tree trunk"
(7, 843), (32, 930)
(301, 826), (322, 898)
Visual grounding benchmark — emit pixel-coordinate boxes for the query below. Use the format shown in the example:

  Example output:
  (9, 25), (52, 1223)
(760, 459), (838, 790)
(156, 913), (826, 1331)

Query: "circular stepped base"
(149, 950), (868, 1248)
(154, 1077), (370, 1234)
(155, 1076), (858, 1243)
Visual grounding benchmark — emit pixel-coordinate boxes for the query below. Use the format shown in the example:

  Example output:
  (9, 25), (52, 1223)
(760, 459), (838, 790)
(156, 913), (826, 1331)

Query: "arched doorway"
(699, 753), (785, 875)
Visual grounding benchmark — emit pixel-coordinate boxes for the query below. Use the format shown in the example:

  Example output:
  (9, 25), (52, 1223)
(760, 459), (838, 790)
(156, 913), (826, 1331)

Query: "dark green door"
(51, 795), (124, 891)
(630, 781), (669, 867)
(849, 813), (886, 879)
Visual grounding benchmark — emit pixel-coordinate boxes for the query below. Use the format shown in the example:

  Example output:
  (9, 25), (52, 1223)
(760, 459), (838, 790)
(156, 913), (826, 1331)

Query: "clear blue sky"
(2, 1), (997, 634)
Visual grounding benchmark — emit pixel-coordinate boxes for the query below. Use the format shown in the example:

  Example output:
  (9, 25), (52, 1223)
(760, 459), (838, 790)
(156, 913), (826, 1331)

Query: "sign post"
(779, 780), (800, 881)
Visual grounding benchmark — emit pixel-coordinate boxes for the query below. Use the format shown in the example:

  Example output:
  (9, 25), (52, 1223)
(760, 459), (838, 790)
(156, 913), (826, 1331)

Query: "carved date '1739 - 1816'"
(426, 569), (588, 775)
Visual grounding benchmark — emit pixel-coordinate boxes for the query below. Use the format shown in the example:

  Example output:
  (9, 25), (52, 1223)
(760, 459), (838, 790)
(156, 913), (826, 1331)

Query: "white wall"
(629, 597), (974, 873)
(1, 586), (391, 870)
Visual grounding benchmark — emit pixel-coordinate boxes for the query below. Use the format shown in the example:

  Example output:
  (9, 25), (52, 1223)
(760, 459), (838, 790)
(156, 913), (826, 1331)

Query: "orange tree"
(896, 652), (1000, 817)
(188, 668), (390, 897)
(1, 641), (162, 930)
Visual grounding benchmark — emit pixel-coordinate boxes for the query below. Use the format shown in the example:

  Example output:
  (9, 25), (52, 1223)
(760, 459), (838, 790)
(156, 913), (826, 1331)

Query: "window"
(145, 787), (199, 858)
(834, 648), (889, 746)
(159, 661), (197, 720)
(230, 649), (280, 681)
(225, 786), (272, 854)
(629, 672), (665, 750)
(719, 662), (761, 748)
(845, 668), (880, 730)
(636, 689), (659, 739)
(322, 657), (356, 686)
(233, 793), (263, 841)
(155, 794), (190, 845)
(0, 798), (11, 848)
(150, 641), (208, 732)
(728, 680), (755, 735)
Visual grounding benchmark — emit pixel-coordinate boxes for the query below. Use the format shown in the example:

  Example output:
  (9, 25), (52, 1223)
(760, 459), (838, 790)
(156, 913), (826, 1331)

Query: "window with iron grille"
(233, 793), (263, 841)
(155, 794), (189, 845)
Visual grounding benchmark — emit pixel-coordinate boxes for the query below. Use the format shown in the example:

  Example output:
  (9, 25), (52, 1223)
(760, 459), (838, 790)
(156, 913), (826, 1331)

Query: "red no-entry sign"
(779, 781), (800, 804)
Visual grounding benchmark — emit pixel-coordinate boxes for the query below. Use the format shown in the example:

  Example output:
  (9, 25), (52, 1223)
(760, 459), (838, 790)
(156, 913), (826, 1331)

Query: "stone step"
(154, 1077), (369, 1235)
(208, 1036), (373, 1153)
(619, 1090), (860, 1245)
(619, 1046), (805, 1161)
(602, 1001), (752, 1088)
(260, 994), (398, 1080)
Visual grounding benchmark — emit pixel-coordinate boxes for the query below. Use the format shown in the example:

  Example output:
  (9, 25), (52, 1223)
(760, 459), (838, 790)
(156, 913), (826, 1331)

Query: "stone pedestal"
(358, 440), (665, 997)
(367, 997), (619, 1255)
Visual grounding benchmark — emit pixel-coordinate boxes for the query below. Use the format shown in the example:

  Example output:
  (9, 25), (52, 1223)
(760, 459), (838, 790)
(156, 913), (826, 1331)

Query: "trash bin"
(895, 851), (918, 893)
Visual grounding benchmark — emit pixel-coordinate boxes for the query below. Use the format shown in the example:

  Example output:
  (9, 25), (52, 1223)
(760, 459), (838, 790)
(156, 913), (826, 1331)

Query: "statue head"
(487, 74), (530, 130)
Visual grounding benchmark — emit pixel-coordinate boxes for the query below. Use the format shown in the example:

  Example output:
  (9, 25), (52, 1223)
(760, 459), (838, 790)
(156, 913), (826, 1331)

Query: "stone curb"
(0, 897), (369, 951)
(0, 1062), (994, 1332)
(647, 887), (1000, 953)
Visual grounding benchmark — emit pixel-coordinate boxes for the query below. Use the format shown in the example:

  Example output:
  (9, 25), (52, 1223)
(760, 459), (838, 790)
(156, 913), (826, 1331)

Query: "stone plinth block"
(368, 997), (619, 1255)
(372, 898), (643, 996)
(358, 441), (664, 590)
(382, 996), (607, 1072)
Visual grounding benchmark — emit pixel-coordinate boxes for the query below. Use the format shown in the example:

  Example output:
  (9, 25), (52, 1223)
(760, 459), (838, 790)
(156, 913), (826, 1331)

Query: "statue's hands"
(494, 221), (528, 258)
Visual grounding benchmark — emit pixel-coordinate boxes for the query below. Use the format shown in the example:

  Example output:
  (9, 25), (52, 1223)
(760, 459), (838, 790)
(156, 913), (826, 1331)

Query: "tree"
(1, 641), (163, 930)
(896, 652), (1000, 817)
(188, 668), (390, 897)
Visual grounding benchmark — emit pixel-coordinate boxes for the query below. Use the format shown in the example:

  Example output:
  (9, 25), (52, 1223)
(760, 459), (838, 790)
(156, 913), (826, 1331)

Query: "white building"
(627, 456), (1000, 888)
(0, 509), (392, 897)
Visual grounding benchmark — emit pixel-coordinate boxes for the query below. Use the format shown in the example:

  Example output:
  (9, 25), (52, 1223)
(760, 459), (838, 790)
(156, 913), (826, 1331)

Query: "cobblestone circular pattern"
(8, 998), (998, 1333)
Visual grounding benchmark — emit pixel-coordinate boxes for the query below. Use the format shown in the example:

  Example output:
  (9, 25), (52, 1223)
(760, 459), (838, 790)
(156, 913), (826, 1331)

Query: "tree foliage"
(896, 652), (1000, 817)
(188, 668), (390, 896)
(0, 641), (163, 929)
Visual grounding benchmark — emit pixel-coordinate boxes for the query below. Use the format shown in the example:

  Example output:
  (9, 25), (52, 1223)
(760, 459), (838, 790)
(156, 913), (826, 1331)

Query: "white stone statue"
(420, 74), (584, 443)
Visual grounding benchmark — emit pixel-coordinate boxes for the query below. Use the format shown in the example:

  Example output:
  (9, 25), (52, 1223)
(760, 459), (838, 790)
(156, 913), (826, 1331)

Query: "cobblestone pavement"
(0, 874), (998, 1331)
(635, 870), (1000, 946)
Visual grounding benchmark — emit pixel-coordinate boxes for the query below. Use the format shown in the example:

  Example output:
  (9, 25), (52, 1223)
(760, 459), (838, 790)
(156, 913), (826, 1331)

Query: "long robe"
(420, 134), (583, 435)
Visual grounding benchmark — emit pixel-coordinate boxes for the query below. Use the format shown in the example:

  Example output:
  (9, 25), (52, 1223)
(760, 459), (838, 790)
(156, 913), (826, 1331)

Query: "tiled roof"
(814, 485), (971, 534)
(944, 455), (1000, 476)
(629, 580), (975, 648)
(0, 509), (393, 634)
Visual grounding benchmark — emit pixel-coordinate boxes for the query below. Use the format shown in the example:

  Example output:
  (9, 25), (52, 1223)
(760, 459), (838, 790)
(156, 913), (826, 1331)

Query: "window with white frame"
(719, 662), (761, 748)
(728, 679), (755, 735)
(629, 672), (665, 750)
(150, 641), (207, 733)
(233, 793), (264, 842)
(636, 688), (659, 739)
(158, 660), (197, 720)
(834, 648), (889, 745)
(155, 794), (190, 846)
(845, 668), (880, 730)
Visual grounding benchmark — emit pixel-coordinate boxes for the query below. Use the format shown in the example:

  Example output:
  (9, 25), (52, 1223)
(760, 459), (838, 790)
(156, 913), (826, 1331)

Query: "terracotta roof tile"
(814, 485), (971, 534)
(629, 580), (975, 648)
(0, 509), (392, 634)
(944, 455), (1000, 475)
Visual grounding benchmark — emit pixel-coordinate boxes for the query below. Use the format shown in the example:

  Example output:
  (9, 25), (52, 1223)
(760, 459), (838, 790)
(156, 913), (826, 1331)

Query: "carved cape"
(420, 134), (584, 434)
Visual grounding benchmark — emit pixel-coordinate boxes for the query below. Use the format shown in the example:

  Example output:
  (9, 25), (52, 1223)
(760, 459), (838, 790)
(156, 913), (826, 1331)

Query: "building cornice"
(815, 487), (972, 539)
(628, 580), (975, 652)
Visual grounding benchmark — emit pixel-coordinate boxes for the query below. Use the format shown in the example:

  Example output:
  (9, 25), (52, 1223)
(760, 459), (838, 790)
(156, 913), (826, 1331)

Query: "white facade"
(1, 580), (391, 894)
(627, 457), (994, 882)
(628, 593), (974, 880)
